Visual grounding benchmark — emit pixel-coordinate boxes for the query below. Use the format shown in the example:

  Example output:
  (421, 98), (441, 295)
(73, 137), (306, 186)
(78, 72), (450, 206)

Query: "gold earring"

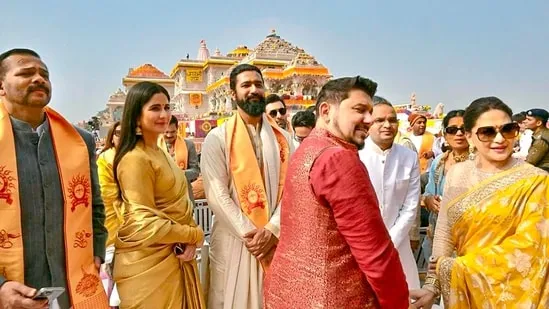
(136, 126), (142, 136)
(468, 144), (476, 160)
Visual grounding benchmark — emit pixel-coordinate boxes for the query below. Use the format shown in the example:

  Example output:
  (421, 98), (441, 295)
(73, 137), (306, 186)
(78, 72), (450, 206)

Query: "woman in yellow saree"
(112, 81), (205, 309)
(97, 121), (124, 248)
(414, 97), (549, 308)
(97, 121), (124, 306)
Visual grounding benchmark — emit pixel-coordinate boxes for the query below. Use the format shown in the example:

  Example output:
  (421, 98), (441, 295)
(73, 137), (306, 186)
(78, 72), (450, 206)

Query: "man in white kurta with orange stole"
(201, 64), (293, 309)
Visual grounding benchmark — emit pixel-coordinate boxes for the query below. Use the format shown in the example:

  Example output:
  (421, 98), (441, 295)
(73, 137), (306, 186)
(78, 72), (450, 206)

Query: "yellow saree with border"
(97, 147), (124, 247)
(113, 141), (205, 309)
(434, 160), (549, 308)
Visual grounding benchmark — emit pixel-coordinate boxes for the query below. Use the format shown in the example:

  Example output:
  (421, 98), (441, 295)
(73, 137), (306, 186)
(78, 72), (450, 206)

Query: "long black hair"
(100, 121), (120, 154)
(113, 81), (170, 182)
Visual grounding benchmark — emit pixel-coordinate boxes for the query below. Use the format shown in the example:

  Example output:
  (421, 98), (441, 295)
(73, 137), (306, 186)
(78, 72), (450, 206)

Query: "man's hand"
(176, 245), (197, 262)
(424, 195), (441, 213)
(422, 151), (434, 159)
(410, 240), (420, 251)
(409, 289), (436, 309)
(94, 256), (102, 272)
(0, 281), (49, 309)
(244, 228), (277, 258)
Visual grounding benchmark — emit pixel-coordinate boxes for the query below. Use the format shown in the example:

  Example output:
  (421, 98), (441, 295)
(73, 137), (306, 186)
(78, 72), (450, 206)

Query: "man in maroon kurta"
(264, 76), (411, 308)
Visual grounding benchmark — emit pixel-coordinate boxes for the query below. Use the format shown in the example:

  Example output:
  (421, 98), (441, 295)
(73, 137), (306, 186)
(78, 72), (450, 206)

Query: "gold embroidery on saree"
(447, 164), (544, 228)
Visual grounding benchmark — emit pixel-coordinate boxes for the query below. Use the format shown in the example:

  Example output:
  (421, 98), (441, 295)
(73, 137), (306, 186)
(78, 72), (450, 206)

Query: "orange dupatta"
(158, 136), (189, 169)
(0, 103), (108, 308)
(226, 113), (289, 260)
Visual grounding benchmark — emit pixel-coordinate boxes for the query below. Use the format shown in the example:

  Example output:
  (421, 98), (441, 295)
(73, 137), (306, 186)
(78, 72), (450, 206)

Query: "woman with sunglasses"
(421, 110), (467, 260)
(415, 97), (549, 308)
(96, 121), (123, 307)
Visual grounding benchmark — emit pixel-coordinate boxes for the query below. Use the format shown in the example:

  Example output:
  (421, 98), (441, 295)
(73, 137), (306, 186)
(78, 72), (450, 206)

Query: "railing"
(193, 199), (429, 283)
(193, 199), (213, 238)
(193, 199), (213, 290)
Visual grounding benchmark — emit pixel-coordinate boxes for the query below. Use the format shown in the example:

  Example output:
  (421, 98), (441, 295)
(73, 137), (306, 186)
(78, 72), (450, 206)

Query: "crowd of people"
(0, 47), (548, 309)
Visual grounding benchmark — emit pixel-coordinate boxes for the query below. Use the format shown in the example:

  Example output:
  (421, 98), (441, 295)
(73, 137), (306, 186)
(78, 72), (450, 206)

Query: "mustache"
(27, 84), (50, 95)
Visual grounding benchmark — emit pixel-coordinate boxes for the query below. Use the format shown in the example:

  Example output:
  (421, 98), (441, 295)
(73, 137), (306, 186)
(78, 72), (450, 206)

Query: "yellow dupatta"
(96, 148), (124, 247)
(226, 113), (289, 270)
(419, 132), (435, 173)
(437, 163), (549, 308)
(0, 103), (109, 308)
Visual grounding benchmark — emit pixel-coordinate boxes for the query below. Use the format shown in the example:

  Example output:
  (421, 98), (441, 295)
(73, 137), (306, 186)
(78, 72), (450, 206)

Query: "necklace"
(452, 152), (468, 163)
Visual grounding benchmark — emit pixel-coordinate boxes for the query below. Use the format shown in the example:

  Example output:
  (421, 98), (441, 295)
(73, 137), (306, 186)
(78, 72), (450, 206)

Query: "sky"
(1, 1), (548, 122)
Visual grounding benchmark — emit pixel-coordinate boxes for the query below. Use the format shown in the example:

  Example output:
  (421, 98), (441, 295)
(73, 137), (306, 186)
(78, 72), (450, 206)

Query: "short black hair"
(169, 115), (178, 127)
(315, 76), (377, 115)
(292, 111), (316, 129)
(229, 64), (263, 91)
(265, 94), (286, 109)
(0, 48), (41, 79)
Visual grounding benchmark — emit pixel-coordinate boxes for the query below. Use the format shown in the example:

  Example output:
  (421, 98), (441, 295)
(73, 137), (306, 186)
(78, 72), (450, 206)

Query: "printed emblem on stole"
(68, 174), (91, 212)
(73, 230), (91, 248)
(76, 266), (100, 297)
(0, 229), (20, 249)
(241, 183), (266, 214)
(0, 166), (16, 205)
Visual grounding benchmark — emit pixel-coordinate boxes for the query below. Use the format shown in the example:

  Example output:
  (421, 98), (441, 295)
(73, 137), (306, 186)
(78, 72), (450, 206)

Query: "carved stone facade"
(101, 30), (331, 130)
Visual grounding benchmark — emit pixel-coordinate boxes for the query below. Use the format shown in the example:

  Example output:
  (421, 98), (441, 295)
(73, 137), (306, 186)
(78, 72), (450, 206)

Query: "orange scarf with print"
(159, 136), (189, 169)
(226, 113), (288, 270)
(0, 103), (108, 308)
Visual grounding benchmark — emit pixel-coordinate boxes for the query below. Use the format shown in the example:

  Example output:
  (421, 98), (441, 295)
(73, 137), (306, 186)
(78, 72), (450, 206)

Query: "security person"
(525, 108), (549, 172)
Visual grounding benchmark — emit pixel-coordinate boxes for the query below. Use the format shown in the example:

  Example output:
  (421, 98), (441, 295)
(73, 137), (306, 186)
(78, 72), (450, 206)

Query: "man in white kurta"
(201, 64), (293, 309)
(359, 99), (421, 289)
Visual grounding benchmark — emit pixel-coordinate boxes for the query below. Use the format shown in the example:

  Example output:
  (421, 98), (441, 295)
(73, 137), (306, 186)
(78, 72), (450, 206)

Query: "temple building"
(98, 30), (331, 136)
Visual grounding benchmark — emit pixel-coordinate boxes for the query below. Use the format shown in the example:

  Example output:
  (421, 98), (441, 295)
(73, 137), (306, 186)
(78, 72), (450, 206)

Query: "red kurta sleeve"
(310, 147), (409, 308)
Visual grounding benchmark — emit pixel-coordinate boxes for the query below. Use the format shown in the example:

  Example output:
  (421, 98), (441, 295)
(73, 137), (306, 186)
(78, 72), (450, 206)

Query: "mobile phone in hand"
(174, 243), (186, 255)
(33, 287), (65, 301)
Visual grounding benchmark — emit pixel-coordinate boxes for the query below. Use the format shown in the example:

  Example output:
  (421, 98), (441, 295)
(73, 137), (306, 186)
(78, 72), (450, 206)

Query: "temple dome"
(227, 45), (251, 58)
(197, 40), (211, 61)
(127, 63), (169, 78)
(252, 30), (305, 56)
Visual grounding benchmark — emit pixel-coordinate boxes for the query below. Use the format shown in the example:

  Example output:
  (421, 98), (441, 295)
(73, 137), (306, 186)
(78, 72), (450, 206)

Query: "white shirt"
(409, 134), (423, 154)
(513, 129), (533, 159)
(359, 137), (421, 289)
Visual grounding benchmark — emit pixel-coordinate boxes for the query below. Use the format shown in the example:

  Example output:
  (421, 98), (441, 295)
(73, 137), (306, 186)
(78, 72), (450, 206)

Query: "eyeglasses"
(475, 122), (520, 142)
(114, 130), (121, 137)
(444, 126), (465, 135)
(269, 108), (287, 118)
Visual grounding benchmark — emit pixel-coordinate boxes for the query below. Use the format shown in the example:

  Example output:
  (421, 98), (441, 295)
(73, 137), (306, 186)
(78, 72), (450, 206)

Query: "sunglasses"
(475, 122), (520, 142)
(269, 108), (287, 118)
(114, 130), (121, 137)
(444, 126), (465, 135)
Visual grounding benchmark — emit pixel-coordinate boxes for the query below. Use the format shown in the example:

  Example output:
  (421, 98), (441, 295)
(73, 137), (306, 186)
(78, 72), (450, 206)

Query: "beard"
(276, 119), (288, 129)
(236, 94), (265, 117)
